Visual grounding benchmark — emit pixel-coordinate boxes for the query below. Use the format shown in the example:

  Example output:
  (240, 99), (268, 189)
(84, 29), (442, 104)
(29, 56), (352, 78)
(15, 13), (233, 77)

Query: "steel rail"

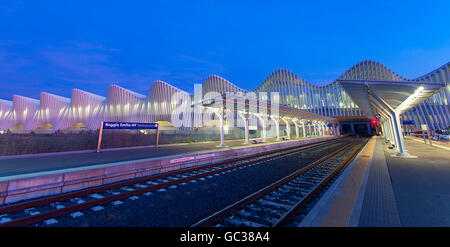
(272, 141), (365, 226)
(0, 137), (343, 227)
(191, 141), (358, 227)
(0, 137), (339, 216)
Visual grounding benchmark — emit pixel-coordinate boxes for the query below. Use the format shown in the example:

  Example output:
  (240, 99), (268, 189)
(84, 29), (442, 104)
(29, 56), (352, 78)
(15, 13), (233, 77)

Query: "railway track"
(0, 137), (345, 227)
(192, 139), (366, 227)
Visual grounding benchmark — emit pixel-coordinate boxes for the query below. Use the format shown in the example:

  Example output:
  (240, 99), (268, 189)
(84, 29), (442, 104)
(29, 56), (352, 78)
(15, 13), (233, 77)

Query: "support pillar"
(335, 123), (341, 136)
(293, 119), (299, 138)
(270, 116), (280, 141)
(391, 111), (414, 157)
(244, 117), (249, 144)
(282, 118), (291, 140)
(213, 108), (228, 148)
(255, 114), (267, 143)
(237, 111), (249, 145)
(388, 117), (398, 149)
(301, 120), (306, 138)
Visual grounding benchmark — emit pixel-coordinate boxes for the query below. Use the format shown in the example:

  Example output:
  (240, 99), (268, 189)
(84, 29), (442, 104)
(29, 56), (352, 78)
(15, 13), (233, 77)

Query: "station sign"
(102, 122), (158, 130)
(97, 121), (160, 152)
(402, 120), (414, 125)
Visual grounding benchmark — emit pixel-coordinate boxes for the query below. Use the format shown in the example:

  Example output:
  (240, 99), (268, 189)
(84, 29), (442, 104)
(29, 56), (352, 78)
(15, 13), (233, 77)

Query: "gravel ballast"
(40, 138), (359, 227)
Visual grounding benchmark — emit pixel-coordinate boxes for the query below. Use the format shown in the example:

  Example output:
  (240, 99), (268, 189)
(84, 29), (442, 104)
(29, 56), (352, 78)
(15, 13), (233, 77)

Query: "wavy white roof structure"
(0, 60), (448, 131)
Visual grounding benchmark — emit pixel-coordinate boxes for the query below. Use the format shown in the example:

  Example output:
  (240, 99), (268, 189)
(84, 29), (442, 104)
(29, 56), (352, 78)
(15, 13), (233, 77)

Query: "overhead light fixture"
(395, 85), (425, 114)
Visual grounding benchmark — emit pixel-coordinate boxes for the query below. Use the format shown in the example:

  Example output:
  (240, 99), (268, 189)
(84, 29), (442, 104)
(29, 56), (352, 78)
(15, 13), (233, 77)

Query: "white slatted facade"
(254, 68), (364, 117)
(405, 63), (450, 130)
(0, 99), (13, 131)
(0, 60), (448, 132)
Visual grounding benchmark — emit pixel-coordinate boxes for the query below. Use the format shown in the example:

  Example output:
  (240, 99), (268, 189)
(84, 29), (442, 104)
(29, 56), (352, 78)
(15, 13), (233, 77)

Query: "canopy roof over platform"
(337, 79), (446, 123)
(194, 93), (337, 123)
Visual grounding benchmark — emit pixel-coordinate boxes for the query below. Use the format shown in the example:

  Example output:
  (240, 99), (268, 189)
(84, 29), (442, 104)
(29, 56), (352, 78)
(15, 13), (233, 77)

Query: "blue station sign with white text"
(402, 120), (414, 125)
(102, 122), (158, 130)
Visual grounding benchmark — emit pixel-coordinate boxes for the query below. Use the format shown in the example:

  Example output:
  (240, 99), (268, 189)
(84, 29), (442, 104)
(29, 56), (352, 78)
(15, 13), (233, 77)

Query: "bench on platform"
(250, 138), (265, 144)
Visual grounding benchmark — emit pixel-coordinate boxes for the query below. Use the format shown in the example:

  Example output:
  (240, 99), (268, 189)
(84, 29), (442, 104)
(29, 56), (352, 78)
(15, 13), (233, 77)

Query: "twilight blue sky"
(0, 0), (449, 99)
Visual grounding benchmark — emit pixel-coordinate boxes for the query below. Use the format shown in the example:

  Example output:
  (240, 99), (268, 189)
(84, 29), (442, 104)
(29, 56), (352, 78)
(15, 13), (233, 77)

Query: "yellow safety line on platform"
(320, 136), (376, 227)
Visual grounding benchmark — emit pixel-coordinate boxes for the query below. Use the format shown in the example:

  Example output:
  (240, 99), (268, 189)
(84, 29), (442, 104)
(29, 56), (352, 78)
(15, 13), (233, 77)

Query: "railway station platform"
(301, 135), (450, 227)
(0, 135), (337, 205)
(0, 137), (324, 178)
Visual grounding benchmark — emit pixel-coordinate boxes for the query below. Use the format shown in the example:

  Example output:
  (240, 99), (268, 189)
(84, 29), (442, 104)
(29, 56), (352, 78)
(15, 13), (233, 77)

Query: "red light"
(372, 119), (377, 125)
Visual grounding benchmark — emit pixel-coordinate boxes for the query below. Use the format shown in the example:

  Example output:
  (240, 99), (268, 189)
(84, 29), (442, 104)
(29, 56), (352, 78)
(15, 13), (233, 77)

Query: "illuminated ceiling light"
(395, 86), (425, 113)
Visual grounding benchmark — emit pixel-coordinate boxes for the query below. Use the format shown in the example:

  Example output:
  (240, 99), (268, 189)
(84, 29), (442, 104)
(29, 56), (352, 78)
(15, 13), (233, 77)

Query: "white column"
(308, 124), (312, 137)
(388, 117), (398, 149)
(392, 112), (406, 155)
(213, 108), (227, 148)
(386, 121), (394, 144)
(301, 120), (306, 137)
(255, 114), (267, 143)
(244, 116), (249, 144)
(385, 120), (392, 142)
(220, 113), (225, 146)
(270, 115), (280, 141)
(282, 118), (291, 140)
(237, 111), (249, 144)
(314, 122), (319, 136)
(294, 119), (299, 138)
(261, 120), (267, 142)
(384, 121), (391, 141)
(333, 123), (340, 136)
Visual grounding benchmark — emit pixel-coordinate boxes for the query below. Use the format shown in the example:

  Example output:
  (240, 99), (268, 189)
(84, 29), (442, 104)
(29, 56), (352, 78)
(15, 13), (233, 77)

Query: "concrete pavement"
(301, 136), (450, 227)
